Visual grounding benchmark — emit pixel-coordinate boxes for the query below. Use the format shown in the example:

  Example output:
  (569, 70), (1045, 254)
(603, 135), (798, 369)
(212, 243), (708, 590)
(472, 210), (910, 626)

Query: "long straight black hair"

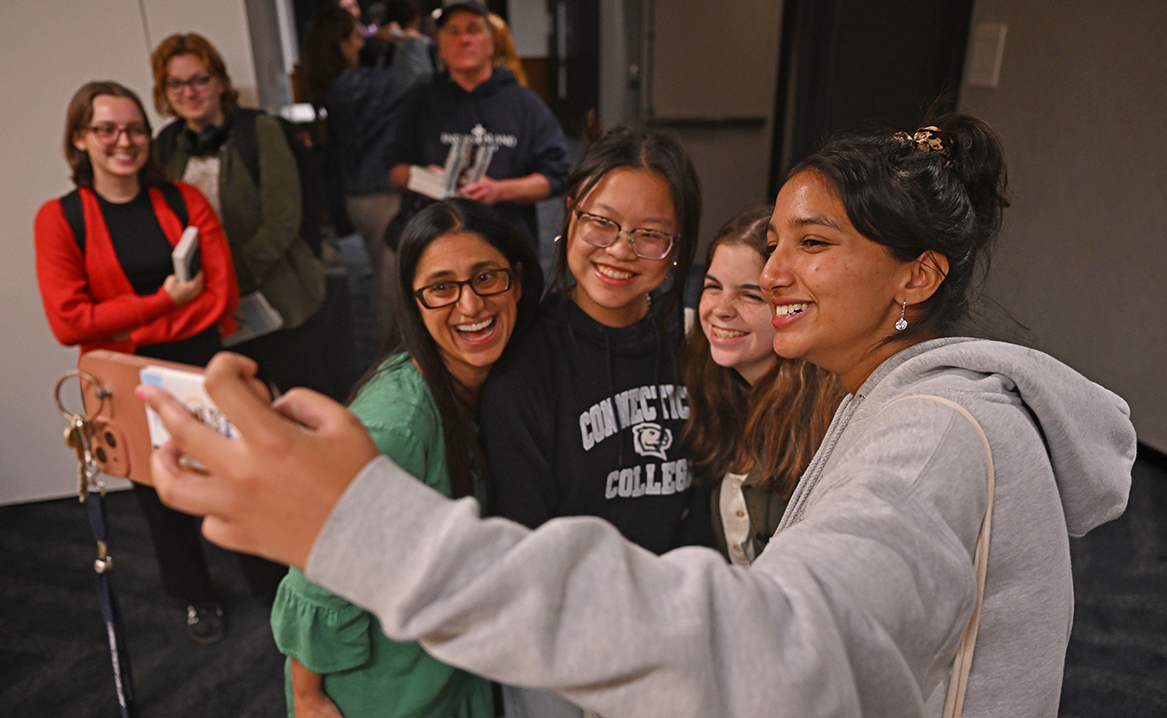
(552, 125), (701, 328)
(353, 199), (543, 500)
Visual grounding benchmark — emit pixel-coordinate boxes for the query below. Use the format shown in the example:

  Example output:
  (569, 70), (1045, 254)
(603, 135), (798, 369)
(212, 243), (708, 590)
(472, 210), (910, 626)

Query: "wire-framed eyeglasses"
(573, 209), (677, 260)
(413, 267), (518, 309)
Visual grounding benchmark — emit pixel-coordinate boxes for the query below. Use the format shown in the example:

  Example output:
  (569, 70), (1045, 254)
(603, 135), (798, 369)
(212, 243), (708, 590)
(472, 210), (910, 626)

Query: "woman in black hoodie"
(478, 123), (708, 718)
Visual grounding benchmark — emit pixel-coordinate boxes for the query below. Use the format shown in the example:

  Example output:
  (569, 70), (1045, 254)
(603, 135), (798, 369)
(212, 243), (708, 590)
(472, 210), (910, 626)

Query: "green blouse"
(270, 355), (493, 717)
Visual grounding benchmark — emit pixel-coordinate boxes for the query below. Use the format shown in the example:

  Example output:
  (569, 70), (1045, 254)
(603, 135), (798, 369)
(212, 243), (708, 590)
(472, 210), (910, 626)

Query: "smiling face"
(567, 167), (676, 327)
(438, 9), (494, 82)
(164, 53), (225, 131)
(413, 231), (521, 391)
(72, 95), (150, 189)
(699, 242), (777, 386)
(760, 170), (915, 392)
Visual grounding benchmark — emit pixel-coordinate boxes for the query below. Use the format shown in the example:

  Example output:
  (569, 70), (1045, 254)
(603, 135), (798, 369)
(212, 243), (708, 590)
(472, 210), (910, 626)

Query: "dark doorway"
(769, 0), (975, 195)
(547, 0), (601, 138)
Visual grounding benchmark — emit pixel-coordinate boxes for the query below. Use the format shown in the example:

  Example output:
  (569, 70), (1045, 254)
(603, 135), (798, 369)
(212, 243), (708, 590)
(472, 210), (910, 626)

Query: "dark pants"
(231, 302), (349, 401)
(134, 328), (287, 604)
(131, 484), (287, 603)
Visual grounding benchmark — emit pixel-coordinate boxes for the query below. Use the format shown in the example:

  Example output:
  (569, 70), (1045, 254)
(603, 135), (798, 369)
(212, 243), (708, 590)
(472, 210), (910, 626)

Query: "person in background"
(150, 31), (337, 599)
(360, 0), (426, 69)
(143, 113), (1134, 718)
(270, 199), (542, 718)
(488, 12), (528, 87)
(680, 205), (843, 566)
(387, 0), (570, 249)
(301, 4), (433, 355)
(479, 125), (710, 717)
(34, 80), (239, 643)
(149, 32), (335, 401)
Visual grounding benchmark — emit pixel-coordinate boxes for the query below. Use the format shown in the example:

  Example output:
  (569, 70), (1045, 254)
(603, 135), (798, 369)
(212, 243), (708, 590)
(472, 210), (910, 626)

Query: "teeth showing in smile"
(596, 264), (634, 280)
(456, 318), (494, 333)
(774, 303), (809, 317)
(711, 327), (747, 339)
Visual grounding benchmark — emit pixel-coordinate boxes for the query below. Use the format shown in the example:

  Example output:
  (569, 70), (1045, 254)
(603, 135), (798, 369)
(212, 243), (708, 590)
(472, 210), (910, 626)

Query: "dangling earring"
(553, 235), (561, 242)
(895, 301), (908, 331)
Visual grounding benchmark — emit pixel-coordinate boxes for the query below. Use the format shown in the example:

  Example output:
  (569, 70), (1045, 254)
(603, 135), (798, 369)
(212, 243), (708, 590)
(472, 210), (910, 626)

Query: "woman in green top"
(271, 198), (543, 717)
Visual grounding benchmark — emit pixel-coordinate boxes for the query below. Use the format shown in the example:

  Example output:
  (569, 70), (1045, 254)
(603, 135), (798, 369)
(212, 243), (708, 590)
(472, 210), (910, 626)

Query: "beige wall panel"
(960, 0), (1167, 451)
(647, 0), (783, 260)
(650, 0), (781, 120)
(670, 126), (774, 258)
(0, 0), (254, 504)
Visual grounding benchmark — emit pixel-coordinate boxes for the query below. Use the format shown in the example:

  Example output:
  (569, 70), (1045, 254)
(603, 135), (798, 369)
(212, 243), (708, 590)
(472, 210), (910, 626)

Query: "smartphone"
(76, 350), (206, 485)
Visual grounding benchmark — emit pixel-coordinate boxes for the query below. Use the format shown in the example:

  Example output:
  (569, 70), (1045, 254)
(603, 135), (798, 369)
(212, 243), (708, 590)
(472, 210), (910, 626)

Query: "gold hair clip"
(895, 126), (946, 154)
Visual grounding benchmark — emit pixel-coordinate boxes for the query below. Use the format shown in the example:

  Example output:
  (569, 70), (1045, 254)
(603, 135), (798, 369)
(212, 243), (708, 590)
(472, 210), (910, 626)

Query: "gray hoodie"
(308, 338), (1135, 717)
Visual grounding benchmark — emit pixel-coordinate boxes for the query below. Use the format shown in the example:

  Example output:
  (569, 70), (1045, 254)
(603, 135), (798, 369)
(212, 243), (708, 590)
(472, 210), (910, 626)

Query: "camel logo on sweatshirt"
(631, 422), (672, 460)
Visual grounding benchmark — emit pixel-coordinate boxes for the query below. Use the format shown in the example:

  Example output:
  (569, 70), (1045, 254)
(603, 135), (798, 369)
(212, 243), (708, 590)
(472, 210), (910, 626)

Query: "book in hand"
(172, 226), (201, 281)
(406, 136), (497, 200)
(222, 291), (284, 347)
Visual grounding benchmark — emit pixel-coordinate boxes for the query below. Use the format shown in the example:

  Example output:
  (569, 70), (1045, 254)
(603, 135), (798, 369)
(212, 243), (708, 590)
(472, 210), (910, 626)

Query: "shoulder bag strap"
(881, 394), (995, 718)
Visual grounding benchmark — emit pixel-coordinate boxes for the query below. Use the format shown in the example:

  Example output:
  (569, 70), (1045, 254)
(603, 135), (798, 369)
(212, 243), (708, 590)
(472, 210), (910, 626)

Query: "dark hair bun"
(788, 113), (1009, 337)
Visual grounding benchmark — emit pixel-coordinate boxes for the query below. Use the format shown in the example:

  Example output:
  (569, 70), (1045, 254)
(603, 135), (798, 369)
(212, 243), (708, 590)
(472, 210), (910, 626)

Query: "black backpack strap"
(155, 119), (186, 167)
(158, 183), (189, 226)
(59, 188), (86, 253)
(229, 109), (262, 186)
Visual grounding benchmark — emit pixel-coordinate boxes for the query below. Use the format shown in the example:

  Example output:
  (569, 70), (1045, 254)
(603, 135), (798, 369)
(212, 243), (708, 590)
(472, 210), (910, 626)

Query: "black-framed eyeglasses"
(88, 124), (150, 145)
(164, 74), (213, 94)
(414, 267), (518, 309)
(573, 209), (677, 260)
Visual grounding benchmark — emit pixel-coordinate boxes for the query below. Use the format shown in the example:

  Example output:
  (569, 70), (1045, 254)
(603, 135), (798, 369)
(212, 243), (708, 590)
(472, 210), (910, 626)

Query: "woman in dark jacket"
(301, 5), (434, 346)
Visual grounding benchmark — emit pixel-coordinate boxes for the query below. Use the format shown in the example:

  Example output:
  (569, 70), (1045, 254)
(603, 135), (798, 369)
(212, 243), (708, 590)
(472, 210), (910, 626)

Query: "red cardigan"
(35, 183), (239, 354)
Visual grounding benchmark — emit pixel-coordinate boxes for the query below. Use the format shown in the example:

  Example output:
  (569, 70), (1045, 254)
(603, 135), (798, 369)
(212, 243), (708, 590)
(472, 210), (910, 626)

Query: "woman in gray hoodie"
(143, 113), (1136, 718)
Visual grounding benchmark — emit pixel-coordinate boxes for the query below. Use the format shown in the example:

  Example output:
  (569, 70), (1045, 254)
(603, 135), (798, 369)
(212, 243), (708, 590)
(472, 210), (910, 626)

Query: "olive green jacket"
(164, 110), (324, 330)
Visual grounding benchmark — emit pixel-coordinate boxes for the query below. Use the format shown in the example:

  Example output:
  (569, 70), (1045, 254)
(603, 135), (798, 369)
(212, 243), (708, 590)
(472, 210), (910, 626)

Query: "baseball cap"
(436, 0), (488, 27)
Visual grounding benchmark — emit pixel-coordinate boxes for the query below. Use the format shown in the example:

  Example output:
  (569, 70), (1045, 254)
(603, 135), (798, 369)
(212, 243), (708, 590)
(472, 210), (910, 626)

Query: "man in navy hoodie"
(387, 0), (570, 247)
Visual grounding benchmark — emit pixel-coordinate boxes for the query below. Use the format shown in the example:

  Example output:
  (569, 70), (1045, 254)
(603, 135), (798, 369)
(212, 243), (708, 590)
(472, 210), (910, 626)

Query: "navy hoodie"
(479, 295), (710, 555)
(386, 67), (570, 246)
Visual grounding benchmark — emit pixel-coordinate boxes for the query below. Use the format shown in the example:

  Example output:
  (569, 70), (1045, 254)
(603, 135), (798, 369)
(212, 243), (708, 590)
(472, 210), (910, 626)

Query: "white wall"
(0, 0), (256, 505)
(959, 0), (1167, 452)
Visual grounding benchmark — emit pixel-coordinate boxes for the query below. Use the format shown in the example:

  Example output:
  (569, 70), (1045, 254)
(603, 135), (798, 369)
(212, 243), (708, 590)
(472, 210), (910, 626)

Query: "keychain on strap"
(55, 370), (138, 718)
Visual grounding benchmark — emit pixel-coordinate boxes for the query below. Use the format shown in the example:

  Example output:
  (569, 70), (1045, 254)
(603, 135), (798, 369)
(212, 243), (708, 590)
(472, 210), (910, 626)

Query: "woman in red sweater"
(34, 80), (239, 643)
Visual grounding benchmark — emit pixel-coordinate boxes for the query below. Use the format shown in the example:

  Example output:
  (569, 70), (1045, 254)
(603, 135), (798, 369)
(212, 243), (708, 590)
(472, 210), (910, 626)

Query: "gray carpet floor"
(3, 450), (1165, 717)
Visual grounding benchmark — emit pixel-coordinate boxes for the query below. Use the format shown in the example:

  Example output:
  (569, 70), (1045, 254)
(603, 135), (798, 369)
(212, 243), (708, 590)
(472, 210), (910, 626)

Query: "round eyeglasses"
(88, 124), (150, 145)
(414, 267), (517, 309)
(573, 209), (677, 260)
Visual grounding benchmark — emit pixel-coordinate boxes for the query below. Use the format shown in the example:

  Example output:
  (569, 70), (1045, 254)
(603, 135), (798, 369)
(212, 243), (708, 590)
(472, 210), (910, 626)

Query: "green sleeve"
(364, 419), (431, 481)
(348, 359), (451, 495)
(270, 567), (373, 673)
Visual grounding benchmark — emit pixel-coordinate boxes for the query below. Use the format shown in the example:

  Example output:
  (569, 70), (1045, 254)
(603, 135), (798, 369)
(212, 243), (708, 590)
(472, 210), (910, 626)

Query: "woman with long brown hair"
(681, 206), (843, 565)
